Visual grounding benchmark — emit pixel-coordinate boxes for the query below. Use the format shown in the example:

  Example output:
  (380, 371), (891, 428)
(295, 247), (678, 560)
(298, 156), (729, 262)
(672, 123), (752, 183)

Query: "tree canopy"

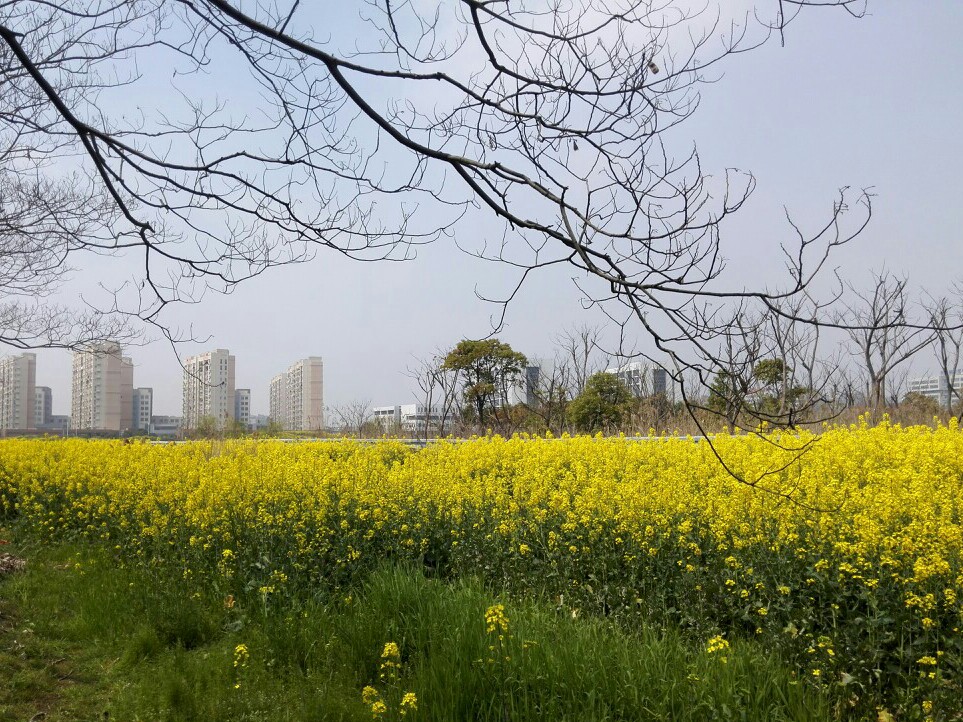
(568, 372), (635, 433)
(442, 339), (528, 426)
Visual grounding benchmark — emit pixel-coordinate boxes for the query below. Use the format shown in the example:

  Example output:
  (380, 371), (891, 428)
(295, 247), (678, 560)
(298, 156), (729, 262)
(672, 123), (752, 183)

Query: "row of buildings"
(180, 351), (325, 431)
(0, 353), (676, 438)
(0, 345), (324, 436)
(17, 350), (958, 437)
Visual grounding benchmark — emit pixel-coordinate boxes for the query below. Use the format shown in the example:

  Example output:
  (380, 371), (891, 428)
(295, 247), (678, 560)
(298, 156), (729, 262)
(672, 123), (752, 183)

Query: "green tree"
(568, 372), (634, 433)
(442, 340), (528, 427)
(226, 419), (248, 438)
(192, 415), (220, 439)
(752, 358), (787, 389)
(262, 420), (284, 437)
(752, 358), (810, 422)
(900, 391), (941, 420)
(707, 371), (747, 425)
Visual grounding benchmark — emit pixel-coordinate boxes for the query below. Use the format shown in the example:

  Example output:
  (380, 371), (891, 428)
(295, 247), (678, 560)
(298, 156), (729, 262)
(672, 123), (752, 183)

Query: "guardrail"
(148, 435), (709, 447)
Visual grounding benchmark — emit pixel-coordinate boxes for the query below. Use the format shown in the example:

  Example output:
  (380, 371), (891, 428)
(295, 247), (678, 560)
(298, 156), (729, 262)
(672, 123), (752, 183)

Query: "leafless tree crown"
(2, 1), (872, 349)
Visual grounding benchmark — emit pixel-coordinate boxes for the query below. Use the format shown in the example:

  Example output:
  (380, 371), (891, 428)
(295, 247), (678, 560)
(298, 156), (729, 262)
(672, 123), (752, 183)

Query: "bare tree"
(407, 350), (462, 440)
(839, 272), (934, 413)
(751, 296), (843, 427)
(0, 171), (134, 347)
(701, 311), (766, 427)
(334, 399), (373, 438)
(926, 286), (963, 415)
(555, 325), (607, 399)
(519, 358), (571, 434)
(886, 366), (910, 408)
(406, 355), (438, 442)
(1, 1), (870, 363)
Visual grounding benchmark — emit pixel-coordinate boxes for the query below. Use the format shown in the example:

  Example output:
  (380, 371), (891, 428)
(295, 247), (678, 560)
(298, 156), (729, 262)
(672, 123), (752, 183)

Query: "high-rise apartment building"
(132, 388), (153, 433)
(35, 386), (52, 427)
(268, 357), (323, 431)
(269, 374), (287, 427)
(70, 342), (134, 432)
(234, 388), (251, 428)
(182, 349), (236, 429)
(0, 353), (37, 430)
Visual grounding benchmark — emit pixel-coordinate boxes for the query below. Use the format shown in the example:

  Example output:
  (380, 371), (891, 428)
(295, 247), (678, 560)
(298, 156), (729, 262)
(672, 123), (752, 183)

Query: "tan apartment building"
(268, 357), (323, 431)
(183, 349), (236, 430)
(70, 342), (134, 432)
(0, 352), (37, 430)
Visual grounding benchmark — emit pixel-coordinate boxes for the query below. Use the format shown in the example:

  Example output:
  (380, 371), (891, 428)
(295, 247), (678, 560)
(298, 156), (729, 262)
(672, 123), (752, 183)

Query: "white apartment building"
(70, 343), (133, 432)
(268, 357), (323, 431)
(132, 388), (153, 433)
(183, 349), (236, 429)
(35, 386), (52, 428)
(234, 388), (251, 428)
(374, 403), (448, 436)
(0, 352), (37, 430)
(908, 372), (963, 408)
(605, 361), (677, 402)
(269, 374), (287, 427)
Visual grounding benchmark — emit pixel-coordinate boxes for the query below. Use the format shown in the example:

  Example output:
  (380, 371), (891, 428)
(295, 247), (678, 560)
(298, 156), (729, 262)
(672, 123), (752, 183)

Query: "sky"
(18, 1), (963, 417)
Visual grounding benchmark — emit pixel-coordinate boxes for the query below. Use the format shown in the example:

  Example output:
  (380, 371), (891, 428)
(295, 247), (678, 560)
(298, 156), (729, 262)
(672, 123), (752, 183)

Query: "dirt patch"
(0, 552), (26, 577)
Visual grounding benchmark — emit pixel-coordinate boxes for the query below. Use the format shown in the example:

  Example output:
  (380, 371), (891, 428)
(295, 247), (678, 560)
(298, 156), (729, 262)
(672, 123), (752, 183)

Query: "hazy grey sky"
(24, 1), (963, 416)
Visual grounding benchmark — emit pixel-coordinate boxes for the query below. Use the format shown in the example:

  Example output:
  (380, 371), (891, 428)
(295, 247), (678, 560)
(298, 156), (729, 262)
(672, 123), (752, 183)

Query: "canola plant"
(1, 420), (960, 717)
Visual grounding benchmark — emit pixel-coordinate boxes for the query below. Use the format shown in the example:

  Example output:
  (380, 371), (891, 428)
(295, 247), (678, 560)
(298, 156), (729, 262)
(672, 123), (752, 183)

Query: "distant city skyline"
(9, 328), (963, 422)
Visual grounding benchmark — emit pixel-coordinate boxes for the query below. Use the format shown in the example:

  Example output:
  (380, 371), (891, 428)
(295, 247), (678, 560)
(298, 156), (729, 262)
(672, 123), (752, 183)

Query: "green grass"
(1, 530), (829, 721)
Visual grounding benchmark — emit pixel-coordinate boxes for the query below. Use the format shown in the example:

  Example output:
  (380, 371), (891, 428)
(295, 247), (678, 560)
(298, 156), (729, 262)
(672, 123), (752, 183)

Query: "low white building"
(248, 414), (271, 432)
(40, 415), (70, 435)
(372, 405), (401, 429)
(150, 415), (182, 438)
(374, 403), (448, 436)
(908, 372), (963, 408)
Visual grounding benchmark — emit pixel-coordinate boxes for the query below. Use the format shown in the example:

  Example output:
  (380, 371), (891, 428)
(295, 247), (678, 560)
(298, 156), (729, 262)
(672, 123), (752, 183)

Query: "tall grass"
(1, 541), (828, 721)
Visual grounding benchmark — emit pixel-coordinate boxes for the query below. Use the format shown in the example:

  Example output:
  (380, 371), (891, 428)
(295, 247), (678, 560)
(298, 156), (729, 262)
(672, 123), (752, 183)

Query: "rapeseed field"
(1, 419), (960, 718)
